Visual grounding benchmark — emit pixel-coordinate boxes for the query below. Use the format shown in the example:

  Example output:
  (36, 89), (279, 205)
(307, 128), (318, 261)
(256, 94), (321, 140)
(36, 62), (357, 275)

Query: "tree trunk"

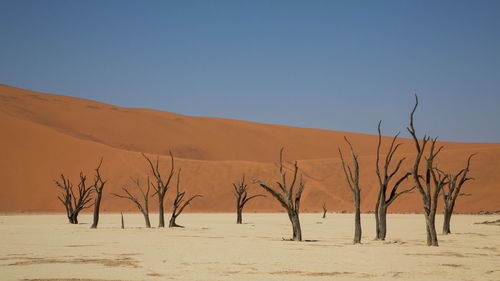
(425, 212), (439, 246)
(353, 191), (361, 244)
(121, 212), (124, 229)
(169, 215), (180, 228)
(289, 211), (302, 241)
(158, 196), (165, 228)
(143, 212), (151, 228)
(379, 206), (387, 240)
(236, 207), (242, 224)
(442, 208), (451, 235)
(90, 192), (102, 229)
(322, 210), (326, 219)
(375, 194), (381, 240)
(70, 212), (78, 224)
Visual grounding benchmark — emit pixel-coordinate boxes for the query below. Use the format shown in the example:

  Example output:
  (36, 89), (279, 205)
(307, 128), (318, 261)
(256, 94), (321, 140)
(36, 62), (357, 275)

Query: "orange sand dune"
(0, 84), (499, 213)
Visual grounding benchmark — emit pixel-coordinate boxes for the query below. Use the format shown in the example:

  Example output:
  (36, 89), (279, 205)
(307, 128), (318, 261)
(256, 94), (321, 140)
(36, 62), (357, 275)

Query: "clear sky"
(1, 0), (499, 142)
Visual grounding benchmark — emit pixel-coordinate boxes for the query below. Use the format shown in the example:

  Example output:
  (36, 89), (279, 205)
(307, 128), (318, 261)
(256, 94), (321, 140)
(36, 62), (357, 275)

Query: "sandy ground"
(0, 213), (499, 281)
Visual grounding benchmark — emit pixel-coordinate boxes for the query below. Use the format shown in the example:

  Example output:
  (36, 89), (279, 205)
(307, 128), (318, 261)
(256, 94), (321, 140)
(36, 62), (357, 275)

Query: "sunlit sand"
(1, 213), (499, 280)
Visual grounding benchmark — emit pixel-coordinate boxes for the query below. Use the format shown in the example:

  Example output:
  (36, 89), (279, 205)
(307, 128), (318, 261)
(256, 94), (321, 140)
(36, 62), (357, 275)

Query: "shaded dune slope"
(1, 84), (499, 213)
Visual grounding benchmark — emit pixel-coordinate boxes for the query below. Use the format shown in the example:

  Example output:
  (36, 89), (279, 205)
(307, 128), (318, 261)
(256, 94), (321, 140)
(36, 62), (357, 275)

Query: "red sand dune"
(0, 84), (499, 214)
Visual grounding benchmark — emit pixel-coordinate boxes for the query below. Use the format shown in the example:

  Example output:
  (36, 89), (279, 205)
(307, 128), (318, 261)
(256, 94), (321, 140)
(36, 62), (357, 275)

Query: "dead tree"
(374, 121), (415, 240)
(233, 175), (264, 224)
(339, 137), (362, 244)
(91, 158), (106, 229)
(441, 154), (475, 234)
(322, 202), (327, 218)
(407, 93), (449, 246)
(143, 151), (175, 228)
(254, 148), (305, 241)
(169, 168), (202, 228)
(55, 172), (93, 224)
(112, 177), (152, 228)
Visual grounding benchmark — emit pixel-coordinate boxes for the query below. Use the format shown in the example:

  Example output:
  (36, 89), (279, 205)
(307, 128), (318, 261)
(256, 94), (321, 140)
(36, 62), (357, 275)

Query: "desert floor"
(0, 213), (499, 281)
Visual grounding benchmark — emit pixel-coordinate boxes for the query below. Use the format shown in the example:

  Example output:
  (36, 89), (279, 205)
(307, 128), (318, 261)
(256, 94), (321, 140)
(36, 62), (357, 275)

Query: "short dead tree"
(374, 121), (415, 240)
(55, 172), (93, 224)
(441, 154), (475, 234)
(407, 93), (449, 246)
(254, 148), (305, 241)
(233, 175), (264, 224)
(339, 136), (362, 244)
(322, 202), (327, 219)
(143, 151), (175, 228)
(91, 158), (106, 229)
(169, 168), (202, 228)
(112, 177), (152, 228)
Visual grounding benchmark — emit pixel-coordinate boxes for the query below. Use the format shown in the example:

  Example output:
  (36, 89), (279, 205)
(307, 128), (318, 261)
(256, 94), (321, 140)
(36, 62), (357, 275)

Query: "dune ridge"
(0, 84), (499, 213)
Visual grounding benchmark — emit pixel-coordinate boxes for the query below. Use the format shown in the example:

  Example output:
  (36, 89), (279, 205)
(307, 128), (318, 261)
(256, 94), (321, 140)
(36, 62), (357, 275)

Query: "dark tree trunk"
(353, 190), (362, 244)
(443, 208), (452, 235)
(169, 215), (180, 228)
(90, 192), (102, 229)
(378, 206), (387, 240)
(375, 193), (381, 240)
(158, 197), (165, 228)
(288, 210), (302, 241)
(121, 212), (125, 229)
(143, 213), (151, 228)
(71, 213), (78, 224)
(236, 207), (243, 224)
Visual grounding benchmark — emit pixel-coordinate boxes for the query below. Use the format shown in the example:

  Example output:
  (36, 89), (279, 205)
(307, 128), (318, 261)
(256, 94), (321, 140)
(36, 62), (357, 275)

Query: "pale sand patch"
(0, 213), (499, 281)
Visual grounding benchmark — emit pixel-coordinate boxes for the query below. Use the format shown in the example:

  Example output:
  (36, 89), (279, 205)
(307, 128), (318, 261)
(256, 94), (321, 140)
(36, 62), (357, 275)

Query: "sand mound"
(0, 84), (499, 213)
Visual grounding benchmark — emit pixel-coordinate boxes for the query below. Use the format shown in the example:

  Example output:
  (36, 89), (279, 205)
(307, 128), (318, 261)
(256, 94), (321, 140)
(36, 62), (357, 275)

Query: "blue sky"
(1, 0), (499, 142)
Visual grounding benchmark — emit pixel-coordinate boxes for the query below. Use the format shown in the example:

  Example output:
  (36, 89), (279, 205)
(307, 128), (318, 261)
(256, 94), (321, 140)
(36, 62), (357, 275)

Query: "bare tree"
(55, 172), (93, 224)
(407, 93), (449, 246)
(91, 158), (106, 229)
(112, 177), (152, 228)
(169, 168), (202, 228)
(441, 154), (475, 234)
(143, 151), (175, 228)
(322, 202), (327, 219)
(254, 148), (305, 241)
(339, 137), (362, 244)
(233, 175), (264, 224)
(374, 121), (415, 240)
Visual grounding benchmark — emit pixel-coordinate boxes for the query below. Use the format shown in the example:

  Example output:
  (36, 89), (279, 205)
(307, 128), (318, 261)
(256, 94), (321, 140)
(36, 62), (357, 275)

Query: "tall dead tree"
(407, 93), (449, 246)
(375, 121), (415, 240)
(254, 148), (305, 241)
(339, 137), (362, 244)
(169, 168), (202, 228)
(112, 177), (152, 228)
(322, 202), (327, 219)
(91, 158), (106, 229)
(441, 154), (475, 234)
(55, 172), (93, 224)
(143, 151), (175, 228)
(233, 175), (264, 224)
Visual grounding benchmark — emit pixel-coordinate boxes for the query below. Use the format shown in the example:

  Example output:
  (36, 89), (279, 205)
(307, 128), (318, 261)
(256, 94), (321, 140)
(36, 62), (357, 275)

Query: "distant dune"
(0, 84), (499, 213)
